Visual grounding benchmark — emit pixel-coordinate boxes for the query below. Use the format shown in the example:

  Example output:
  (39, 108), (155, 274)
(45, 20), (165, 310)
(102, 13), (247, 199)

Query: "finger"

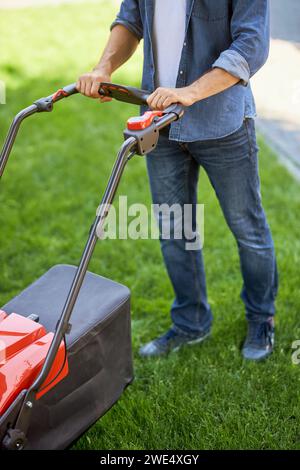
(85, 79), (93, 97)
(76, 79), (81, 92)
(147, 93), (159, 109)
(81, 79), (88, 96)
(151, 93), (165, 110)
(162, 96), (174, 109)
(156, 94), (169, 110)
(146, 90), (159, 108)
(147, 88), (160, 107)
(77, 79), (85, 94)
(161, 96), (175, 110)
(91, 80), (101, 98)
(99, 96), (112, 103)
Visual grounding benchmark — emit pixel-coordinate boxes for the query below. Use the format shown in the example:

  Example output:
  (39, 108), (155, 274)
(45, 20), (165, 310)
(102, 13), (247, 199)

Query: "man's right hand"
(76, 69), (112, 102)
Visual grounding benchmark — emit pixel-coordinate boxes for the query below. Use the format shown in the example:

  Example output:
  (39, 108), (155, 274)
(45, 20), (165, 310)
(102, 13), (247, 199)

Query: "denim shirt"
(111, 0), (270, 142)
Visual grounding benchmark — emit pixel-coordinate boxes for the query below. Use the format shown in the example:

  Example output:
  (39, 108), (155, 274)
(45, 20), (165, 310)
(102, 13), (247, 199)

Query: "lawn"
(1, 1), (300, 450)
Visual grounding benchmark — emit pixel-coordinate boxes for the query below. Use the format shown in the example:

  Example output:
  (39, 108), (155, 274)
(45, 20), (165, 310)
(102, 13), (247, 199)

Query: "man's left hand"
(147, 86), (196, 110)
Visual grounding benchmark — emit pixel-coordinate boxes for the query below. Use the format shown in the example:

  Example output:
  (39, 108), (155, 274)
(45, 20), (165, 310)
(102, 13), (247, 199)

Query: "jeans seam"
(244, 118), (261, 208)
(183, 149), (203, 329)
(244, 118), (254, 156)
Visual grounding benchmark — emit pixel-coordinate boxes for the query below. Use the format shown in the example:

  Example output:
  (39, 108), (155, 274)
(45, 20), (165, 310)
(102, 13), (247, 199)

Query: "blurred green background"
(0, 0), (300, 450)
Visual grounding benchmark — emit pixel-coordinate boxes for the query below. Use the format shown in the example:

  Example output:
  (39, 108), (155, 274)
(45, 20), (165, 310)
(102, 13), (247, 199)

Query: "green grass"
(1, 1), (300, 450)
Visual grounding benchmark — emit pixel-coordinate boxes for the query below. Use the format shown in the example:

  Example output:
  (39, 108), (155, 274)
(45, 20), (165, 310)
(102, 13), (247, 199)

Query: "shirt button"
(180, 70), (184, 75)
(184, 42), (187, 46)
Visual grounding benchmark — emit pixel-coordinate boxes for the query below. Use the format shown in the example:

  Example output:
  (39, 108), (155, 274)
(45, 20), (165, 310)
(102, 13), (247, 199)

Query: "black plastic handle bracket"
(33, 97), (54, 113)
(124, 123), (159, 156)
(33, 83), (78, 113)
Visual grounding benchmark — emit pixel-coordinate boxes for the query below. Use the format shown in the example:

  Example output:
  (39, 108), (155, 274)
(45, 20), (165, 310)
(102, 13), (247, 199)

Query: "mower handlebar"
(0, 81), (184, 178)
(52, 82), (184, 118)
(53, 82), (150, 106)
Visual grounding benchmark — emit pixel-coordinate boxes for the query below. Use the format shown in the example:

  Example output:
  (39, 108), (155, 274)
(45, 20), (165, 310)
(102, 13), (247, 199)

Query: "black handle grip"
(99, 82), (150, 106)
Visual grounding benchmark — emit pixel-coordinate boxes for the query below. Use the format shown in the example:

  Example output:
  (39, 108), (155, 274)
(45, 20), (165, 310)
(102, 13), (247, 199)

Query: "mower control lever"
(124, 104), (184, 156)
(127, 111), (164, 131)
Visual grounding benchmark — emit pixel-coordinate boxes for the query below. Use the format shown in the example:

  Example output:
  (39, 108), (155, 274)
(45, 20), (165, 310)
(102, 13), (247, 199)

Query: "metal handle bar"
(0, 84), (78, 178)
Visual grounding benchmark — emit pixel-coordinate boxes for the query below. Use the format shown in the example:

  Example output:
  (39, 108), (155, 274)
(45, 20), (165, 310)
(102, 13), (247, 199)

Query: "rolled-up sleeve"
(111, 0), (143, 41)
(212, 0), (270, 86)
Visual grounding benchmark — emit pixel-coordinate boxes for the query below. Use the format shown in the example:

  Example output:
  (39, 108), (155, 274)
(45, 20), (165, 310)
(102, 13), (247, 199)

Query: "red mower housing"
(0, 312), (68, 416)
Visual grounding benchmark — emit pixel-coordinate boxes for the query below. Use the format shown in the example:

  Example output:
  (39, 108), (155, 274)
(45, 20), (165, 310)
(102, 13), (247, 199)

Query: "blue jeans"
(146, 119), (278, 336)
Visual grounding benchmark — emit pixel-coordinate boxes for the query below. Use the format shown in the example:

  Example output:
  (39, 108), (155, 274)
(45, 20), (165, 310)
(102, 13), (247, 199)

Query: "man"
(77, 0), (278, 361)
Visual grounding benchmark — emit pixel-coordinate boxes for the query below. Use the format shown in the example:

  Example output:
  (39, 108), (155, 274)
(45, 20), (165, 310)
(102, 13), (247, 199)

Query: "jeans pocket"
(192, 0), (229, 21)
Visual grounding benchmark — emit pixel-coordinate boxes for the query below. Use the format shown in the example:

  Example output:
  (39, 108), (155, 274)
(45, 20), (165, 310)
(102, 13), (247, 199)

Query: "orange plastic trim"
(127, 111), (163, 131)
(52, 88), (68, 102)
(0, 310), (7, 322)
(0, 313), (68, 415)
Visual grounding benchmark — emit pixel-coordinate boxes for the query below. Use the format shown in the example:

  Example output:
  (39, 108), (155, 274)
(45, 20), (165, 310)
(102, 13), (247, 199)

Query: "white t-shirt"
(152, 0), (187, 88)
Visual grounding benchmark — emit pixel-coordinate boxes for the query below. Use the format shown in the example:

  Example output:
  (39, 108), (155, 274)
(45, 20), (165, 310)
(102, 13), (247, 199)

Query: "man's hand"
(76, 24), (140, 103)
(147, 68), (240, 111)
(147, 86), (196, 110)
(76, 69), (112, 103)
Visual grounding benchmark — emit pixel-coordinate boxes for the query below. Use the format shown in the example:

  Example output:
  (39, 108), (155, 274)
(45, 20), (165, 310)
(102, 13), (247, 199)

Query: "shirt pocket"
(192, 0), (229, 21)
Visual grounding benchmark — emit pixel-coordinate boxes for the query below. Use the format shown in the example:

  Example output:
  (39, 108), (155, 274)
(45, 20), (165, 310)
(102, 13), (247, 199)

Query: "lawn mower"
(0, 82), (184, 450)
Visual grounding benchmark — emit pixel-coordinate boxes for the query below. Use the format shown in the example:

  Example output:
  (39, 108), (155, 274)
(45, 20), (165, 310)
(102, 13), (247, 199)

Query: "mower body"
(0, 265), (133, 449)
